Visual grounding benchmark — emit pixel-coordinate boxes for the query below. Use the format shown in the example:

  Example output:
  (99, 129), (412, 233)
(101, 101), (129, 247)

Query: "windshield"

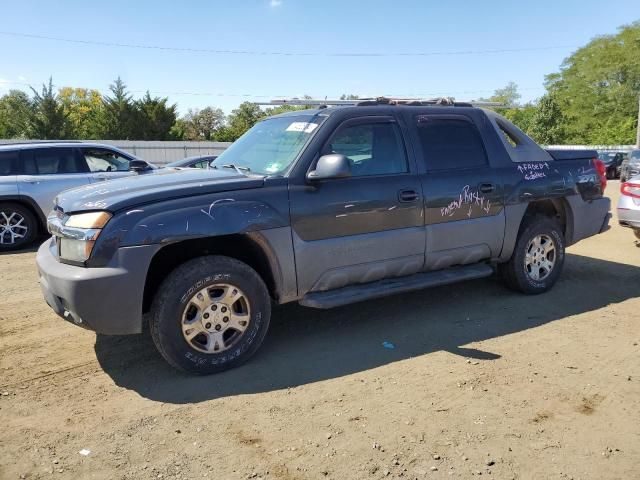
(212, 115), (325, 175)
(630, 150), (640, 162)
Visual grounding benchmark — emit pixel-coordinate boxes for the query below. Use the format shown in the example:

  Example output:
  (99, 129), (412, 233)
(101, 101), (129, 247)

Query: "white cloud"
(270, 0), (282, 7)
(18, 75), (26, 81)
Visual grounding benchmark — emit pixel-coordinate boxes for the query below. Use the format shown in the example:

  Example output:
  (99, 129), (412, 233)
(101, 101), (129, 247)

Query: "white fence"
(0, 139), (232, 165)
(546, 145), (635, 151)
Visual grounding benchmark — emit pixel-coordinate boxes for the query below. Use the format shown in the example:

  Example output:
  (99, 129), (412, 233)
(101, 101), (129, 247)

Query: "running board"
(299, 263), (494, 309)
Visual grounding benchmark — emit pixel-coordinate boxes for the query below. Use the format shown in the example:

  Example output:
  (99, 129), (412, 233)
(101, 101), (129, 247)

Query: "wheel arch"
(0, 195), (47, 234)
(142, 233), (286, 314)
(499, 197), (572, 262)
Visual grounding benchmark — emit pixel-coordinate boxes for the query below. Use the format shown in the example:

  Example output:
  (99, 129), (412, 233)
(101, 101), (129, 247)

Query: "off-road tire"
(149, 255), (271, 374)
(500, 215), (565, 294)
(0, 202), (38, 252)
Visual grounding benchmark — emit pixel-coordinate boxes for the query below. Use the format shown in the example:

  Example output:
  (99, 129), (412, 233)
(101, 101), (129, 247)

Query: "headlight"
(59, 238), (96, 262)
(48, 211), (112, 263)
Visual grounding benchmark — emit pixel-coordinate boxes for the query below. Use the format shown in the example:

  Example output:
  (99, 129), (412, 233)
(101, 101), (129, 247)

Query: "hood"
(55, 167), (265, 213)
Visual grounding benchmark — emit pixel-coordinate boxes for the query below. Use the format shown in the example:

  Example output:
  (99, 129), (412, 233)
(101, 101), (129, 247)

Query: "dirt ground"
(1, 181), (639, 480)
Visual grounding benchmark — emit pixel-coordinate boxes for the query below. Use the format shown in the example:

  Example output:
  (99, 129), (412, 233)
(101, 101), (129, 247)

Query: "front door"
(408, 114), (505, 270)
(290, 116), (425, 294)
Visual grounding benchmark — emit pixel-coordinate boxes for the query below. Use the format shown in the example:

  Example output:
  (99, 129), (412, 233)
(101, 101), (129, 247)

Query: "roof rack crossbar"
(253, 97), (504, 108)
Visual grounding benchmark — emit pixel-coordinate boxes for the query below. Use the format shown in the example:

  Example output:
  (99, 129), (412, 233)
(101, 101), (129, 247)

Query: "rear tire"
(0, 202), (37, 251)
(149, 255), (271, 374)
(500, 215), (565, 294)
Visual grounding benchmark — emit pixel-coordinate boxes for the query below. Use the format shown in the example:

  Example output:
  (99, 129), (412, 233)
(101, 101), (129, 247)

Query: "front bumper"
(36, 239), (160, 335)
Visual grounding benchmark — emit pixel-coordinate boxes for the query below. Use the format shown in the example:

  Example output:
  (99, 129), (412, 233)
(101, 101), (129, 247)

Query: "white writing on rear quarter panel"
(517, 162), (550, 180)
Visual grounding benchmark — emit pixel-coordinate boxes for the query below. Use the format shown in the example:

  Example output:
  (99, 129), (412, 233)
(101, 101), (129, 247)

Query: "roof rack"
(0, 140), (83, 146)
(254, 97), (504, 108)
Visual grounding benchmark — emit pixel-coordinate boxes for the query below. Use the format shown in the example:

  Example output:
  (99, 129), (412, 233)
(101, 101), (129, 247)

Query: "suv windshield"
(630, 150), (640, 163)
(211, 115), (324, 175)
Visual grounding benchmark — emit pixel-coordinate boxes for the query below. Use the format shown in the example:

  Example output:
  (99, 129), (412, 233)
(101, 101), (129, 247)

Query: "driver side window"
(83, 148), (131, 173)
(326, 121), (408, 176)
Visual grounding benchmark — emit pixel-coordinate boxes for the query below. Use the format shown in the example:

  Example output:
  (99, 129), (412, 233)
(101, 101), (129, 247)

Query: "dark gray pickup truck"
(36, 99), (611, 374)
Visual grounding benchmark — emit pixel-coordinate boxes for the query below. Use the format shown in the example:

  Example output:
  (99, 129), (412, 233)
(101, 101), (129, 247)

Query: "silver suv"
(0, 142), (139, 251)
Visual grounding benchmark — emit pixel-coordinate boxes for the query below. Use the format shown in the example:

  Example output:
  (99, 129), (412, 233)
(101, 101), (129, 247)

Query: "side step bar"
(299, 263), (494, 309)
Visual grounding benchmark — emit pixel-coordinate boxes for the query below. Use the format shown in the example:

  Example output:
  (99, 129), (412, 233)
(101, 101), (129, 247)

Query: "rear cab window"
(414, 115), (488, 170)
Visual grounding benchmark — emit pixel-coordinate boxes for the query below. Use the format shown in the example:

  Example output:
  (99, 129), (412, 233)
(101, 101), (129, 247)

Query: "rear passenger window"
(416, 117), (488, 170)
(0, 151), (18, 176)
(33, 148), (84, 174)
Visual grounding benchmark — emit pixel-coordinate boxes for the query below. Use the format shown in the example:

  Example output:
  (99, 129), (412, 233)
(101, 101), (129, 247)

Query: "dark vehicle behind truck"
(36, 98), (611, 374)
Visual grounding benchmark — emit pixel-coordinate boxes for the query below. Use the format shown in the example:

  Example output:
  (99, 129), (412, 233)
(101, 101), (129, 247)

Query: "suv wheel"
(150, 255), (271, 374)
(0, 203), (37, 251)
(500, 215), (565, 294)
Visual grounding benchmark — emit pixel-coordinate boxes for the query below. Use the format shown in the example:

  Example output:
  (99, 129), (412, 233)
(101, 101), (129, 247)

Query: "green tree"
(502, 103), (537, 135)
(28, 78), (70, 139)
(485, 82), (521, 108)
(134, 92), (178, 140)
(100, 77), (137, 139)
(182, 107), (226, 141)
(0, 90), (33, 138)
(58, 87), (103, 139)
(217, 102), (265, 141)
(527, 94), (566, 145)
(545, 21), (640, 144)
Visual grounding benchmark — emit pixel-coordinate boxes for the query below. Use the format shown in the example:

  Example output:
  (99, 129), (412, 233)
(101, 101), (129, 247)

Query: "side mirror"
(307, 154), (351, 181)
(129, 160), (152, 173)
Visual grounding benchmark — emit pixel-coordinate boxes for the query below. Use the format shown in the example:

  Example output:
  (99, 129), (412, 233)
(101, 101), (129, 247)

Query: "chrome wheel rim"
(0, 211), (28, 245)
(181, 283), (251, 354)
(524, 234), (556, 281)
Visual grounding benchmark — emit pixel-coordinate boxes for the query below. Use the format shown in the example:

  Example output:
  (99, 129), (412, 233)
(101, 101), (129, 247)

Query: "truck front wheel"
(150, 255), (271, 374)
(500, 216), (565, 294)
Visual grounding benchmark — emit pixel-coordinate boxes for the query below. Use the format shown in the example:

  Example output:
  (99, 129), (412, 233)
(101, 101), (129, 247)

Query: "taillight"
(621, 182), (640, 199)
(593, 158), (607, 192)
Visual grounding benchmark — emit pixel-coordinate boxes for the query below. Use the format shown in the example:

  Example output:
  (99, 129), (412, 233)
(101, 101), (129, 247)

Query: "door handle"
(478, 183), (495, 194)
(398, 189), (420, 202)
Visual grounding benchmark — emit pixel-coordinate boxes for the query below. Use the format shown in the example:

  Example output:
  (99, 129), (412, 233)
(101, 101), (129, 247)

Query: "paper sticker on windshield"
(286, 122), (318, 133)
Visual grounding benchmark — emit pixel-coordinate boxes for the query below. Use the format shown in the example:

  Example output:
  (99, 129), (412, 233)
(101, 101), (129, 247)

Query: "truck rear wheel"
(500, 216), (565, 294)
(149, 255), (271, 374)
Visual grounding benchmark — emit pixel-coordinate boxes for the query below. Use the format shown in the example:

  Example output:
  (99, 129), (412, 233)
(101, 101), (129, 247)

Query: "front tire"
(500, 216), (565, 294)
(150, 255), (271, 374)
(0, 202), (37, 251)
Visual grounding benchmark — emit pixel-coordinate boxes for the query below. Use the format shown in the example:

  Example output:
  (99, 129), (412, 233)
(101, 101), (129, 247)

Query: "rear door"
(408, 113), (505, 270)
(80, 147), (135, 182)
(289, 115), (425, 293)
(17, 147), (93, 215)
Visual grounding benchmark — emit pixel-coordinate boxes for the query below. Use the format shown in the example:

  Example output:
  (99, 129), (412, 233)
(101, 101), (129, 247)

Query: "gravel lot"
(1, 181), (639, 480)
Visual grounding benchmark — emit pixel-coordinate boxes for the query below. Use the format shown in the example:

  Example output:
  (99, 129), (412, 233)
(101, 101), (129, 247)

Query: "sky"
(0, 0), (638, 115)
